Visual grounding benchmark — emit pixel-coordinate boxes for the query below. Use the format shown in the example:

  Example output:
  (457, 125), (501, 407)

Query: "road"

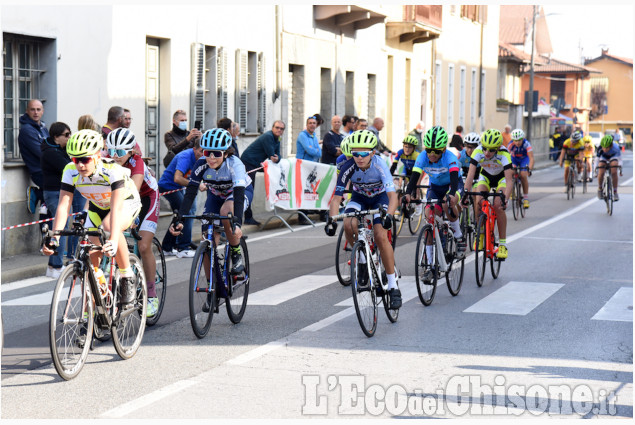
(2, 156), (633, 419)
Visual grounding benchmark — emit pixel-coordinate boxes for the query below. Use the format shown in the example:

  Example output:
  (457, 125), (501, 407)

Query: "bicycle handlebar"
(464, 191), (506, 199)
(181, 212), (238, 234)
(330, 208), (384, 221)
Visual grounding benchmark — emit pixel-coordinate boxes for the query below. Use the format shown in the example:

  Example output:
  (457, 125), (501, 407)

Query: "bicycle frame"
(465, 191), (505, 260)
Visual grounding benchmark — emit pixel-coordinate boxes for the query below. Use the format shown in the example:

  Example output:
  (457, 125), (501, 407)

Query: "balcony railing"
(404, 5), (442, 30)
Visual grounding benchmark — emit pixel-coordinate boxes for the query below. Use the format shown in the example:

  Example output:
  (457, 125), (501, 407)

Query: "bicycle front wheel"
(49, 265), (94, 380)
(189, 240), (215, 338)
(511, 180), (519, 220)
(490, 227), (502, 279)
(381, 266), (399, 323)
(445, 236), (464, 296)
(582, 166), (588, 194)
(335, 227), (352, 286)
(146, 237), (167, 326)
(605, 176), (613, 216)
(112, 253), (147, 360)
(415, 225), (437, 306)
(474, 214), (487, 287)
(351, 241), (377, 337)
(226, 237), (250, 324)
(519, 178), (526, 218)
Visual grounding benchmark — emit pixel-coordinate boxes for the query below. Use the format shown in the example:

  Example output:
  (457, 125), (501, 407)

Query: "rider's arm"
(107, 186), (126, 248)
(449, 169), (459, 195)
(50, 189), (74, 237)
(177, 183), (199, 220)
(406, 169), (422, 194)
(528, 150), (535, 170)
(503, 166), (514, 200)
(329, 194), (342, 218)
(389, 161), (398, 175)
(386, 190), (398, 216)
(463, 163), (477, 192)
(558, 146), (565, 166)
(232, 186), (245, 226)
(131, 174), (143, 192)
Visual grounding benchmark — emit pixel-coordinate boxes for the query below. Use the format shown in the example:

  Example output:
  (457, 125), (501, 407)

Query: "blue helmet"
(201, 128), (232, 151)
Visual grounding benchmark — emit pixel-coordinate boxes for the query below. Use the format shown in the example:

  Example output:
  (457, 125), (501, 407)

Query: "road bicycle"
(182, 213), (250, 339)
(596, 164), (622, 216)
(459, 190), (477, 252)
(331, 208), (400, 337)
(43, 222), (147, 380)
(565, 156), (580, 200)
(465, 191), (505, 287)
(510, 166), (529, 220)
(581, 158), (590, 194)
(412, 197), (465, 306)
(393, 174), (424, 236)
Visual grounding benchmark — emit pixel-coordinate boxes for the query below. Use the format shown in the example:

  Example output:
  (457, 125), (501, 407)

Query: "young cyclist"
(390, 134), (423, 215)
(404, 126), (466, 264)
(105, 128), (160, 317)
(335, 135), (353, 172)
(559, 130), (584, 187)
(41, 129), (142, 306)
(507, 128), (534, 208)
(459, 132), (479, 176)
(463, 129), (513, 259)
(596, 134), (622, 201)
(324, 129), (401, 309)
(582, 135), (594, 183)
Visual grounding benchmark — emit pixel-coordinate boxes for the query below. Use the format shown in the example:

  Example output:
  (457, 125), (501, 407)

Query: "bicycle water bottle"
(93, 267), (108, 298)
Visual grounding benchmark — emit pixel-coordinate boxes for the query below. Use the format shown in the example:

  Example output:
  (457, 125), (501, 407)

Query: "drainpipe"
(274, 5), (281, 103)
(478, 18), (484, 131)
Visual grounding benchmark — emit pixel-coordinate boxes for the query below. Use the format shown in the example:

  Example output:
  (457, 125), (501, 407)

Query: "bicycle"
(596, 164), (622, 216)
(331, 208), (400, 337)
(581, 160), (589, 194)
(510, 166), (529, 220)
(565, 156), (580, 200)
(43, 222), (147, 380)
(394, 174), (424, 236)
(465, 191), (505, 287)
(459, 190), (477, 251)
(413, 197), (465, 306)
(182, 212), (250, 339)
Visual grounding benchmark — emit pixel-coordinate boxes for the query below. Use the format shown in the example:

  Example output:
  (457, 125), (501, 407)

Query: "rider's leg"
(138, 230), (157, 298)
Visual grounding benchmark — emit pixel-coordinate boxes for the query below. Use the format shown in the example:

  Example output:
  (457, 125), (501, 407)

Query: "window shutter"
(191, 43), (205, 125)
(235, 49), (248, 129)
(217, 47), (228, 119)
(257, 52), (266, 132)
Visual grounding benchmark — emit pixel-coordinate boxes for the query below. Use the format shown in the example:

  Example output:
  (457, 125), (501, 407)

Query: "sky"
(543, 4), (634, 64)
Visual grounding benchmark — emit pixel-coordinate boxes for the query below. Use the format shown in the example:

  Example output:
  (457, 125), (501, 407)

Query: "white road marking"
(248, 275), (335, 305)
(592, 287), (633, 322)
(1, 276), (52, 293)
(2, 290), (55, 306)
(464, 281), (564, 315)
(524, 236), (632, 244)
(225, 340), (287, 365)
(334, 276), (418, 307)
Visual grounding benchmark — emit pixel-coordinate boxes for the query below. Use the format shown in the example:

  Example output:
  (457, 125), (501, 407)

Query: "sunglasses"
(273, 126), (285, 130)
(203, 150), (224, 158)
(425, 148), (443, 155)
(62, 132), (71, 137)
(352, 151), (372, 158)
(486, 148), (499, 153)
(107, 148), (129, 157)
(72, 156), (93, 165)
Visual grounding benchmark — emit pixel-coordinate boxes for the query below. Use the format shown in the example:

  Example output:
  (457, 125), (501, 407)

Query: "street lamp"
(527, 5), (537, 143)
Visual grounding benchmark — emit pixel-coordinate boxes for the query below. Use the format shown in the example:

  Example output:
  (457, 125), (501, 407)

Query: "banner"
(263, 158), (337, 211)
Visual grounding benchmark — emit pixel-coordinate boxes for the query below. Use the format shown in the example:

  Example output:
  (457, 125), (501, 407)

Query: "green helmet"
(347, 130), (377, 150)
(481, 129), (503, 149)
(600, 134), (614, 148)
(67, 129), (103, 157)
(423, 126), (448, 150)
(340, 135), (352, 157)
(402, 134), (419, 146)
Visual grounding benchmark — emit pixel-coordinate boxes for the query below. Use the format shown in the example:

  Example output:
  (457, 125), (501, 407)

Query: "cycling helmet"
(582, 135), (592, 144)
(600, 134), (614, 148)
(340, 135), (352, 157)
(480, 129), (503, 149)
(105, 128), (136, 151)
(201, 128), (232, 151)
(511, 128), (525, 141)
(571, 130), (582, 142)
(347, 130), (377, 150)
(402, 134), (419, 146)
(66, 129), (103, 157)
(423, 126), (448, 149)
(464, 132), (480, 146)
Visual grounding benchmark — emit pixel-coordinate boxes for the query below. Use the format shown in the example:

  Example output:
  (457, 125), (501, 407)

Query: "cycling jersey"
(470, 146), (512, 178)
(458, 149), (472, 170)
(60, 158), (140, 210)
(562, 139), (584, 156)
(583, 143), (594, 158)
(335, 155), (395, 198)
(412, 150), (461, 186)
(598, 142), (622, 161)
(391, 149), (419, 174)
(507, 139), (533, 159)
(189, 155), (251, 199)
(104, 153), (158, 199)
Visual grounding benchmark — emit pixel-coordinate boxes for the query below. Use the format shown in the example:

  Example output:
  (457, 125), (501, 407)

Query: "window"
(434, 61), (442, 126)
(236, 49), (265, 133)
(460, 5), (487, 24)
(447, 64), (454, 131)
(345, 71), (355, 114)
(190, 43), (227, 130)
(470, 68), (477, 131)
(459, 66), (466, 130)
(367, 74), (376, 120)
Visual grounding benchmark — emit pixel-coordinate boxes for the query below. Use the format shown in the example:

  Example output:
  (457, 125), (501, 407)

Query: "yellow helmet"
(67, 130), (103, 157)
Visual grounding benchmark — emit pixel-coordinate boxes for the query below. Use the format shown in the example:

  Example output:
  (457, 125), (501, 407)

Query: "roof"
(528, 57), (601, 75)
(585, 52), (633, 67)
(499, 5), (552, 56)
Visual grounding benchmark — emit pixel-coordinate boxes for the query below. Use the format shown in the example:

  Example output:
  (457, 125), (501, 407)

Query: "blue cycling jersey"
(458, 149), (471, 169)
(335, 155), (395, 197)
(392, 149), (419, 174)
(412, 150), (461, 186)
(598, 142), (622, 161)
(188, 155), (251, 199)
(507, 139), (533, 159)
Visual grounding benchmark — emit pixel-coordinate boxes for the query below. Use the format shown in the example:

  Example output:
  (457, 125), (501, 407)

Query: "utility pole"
(527, 5), (537, 143)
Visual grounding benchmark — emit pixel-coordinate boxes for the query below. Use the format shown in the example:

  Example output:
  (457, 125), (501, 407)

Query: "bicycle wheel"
(490, 226), (502, 279)
(226, 237), (250, 324)
(381, 265), (399, 323)
(146, 237), (167, 326)
(351, 241), (377, 337)
(189, 240), (215, 339)
(511, 179), (519, 220)
(49, 265), (94, 380)
(112, 253), (147, 360)
(415, 225), (437, 306)
(474, 214), (487, 287)
(389, 218), (398, 250)
(335, 226), (352, 286)
(605, 176), (613, 216)
(582, 166), (588, 194)
(445, 235), (464, 296)
(460, 202), (475, 252)
(408, 192), (424, 235)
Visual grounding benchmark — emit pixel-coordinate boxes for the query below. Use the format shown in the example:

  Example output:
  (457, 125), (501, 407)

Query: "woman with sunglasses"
(41, 129), (142, 307)
(404, 126), (466, 262)
(170, 128), (252, 275)
(462, 129), (514, 259)
(325, 129), (402, 310)
(105, 128), (161, 317)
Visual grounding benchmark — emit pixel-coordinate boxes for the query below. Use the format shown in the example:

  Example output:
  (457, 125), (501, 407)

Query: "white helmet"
(105, 128), (136, 151)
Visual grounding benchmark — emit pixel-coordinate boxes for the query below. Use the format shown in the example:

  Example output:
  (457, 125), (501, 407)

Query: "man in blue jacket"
(296, 115), (321, 162)
(19, 99), (49, 214)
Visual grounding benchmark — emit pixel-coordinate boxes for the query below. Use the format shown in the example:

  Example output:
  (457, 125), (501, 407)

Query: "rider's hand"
(75, 211), (87, 225)
(501, 197), (508, 211)
(324, 217), (337, 237)
(41, 237), (59, 256)
(382, 214), (393, 230)
(103, 239), (118, 257)
(169, 222), (183, 236)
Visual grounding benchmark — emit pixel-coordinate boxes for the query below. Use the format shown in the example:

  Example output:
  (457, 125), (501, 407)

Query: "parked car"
(588, 131), (603, 148)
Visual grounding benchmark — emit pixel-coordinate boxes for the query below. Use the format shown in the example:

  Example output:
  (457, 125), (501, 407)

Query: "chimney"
(601, 48), (609, 55)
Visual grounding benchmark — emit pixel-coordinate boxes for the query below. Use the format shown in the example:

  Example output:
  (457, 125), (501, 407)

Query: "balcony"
(314, 5), (387, 30)
(386, 5), (442, 44)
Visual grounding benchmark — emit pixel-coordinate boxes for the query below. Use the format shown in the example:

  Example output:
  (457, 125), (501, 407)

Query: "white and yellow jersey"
(60, 158), (140, 210)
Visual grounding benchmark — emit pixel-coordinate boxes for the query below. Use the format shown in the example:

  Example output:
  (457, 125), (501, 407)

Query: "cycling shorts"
(475, 172), (506, 192)
(564, 155), (582, 167)
(137, 191), (160, 234)
(426, 181), (463, 204)
(344, 191), (389, 226)
(511, 156), (530, 168)
(85, 197), (142, 231)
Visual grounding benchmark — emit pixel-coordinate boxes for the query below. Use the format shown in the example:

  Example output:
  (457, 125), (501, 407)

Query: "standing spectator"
(321, 115), (344, 165)
(342, 115), (357, 135)
(163, 109), (202, 167)
(356, 118), (369, 131)
(19, 99), (49, 215)
(408, 120), (425, 152)
(450, 125), (464, 152)
(501, 124), (513, 146)
(550, 126), (565, 161)
(368, 117), (393, 155)
(296, 115), (321, 162)
(158, 141), (205, 257)
(241, 121), (284, 225)
(77, 114), (100, 132)
(217, 117), (241, 155)
(101, 106), (124, 139)
(122, 108), (132, 128)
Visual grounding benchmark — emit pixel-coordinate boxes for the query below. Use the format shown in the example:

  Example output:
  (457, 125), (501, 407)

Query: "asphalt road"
(1, 155), (633, 419)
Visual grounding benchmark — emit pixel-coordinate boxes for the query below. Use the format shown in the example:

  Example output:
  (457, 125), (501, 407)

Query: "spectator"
(408, 120), (425, 152)
(321, 115), (344, 165)
(502, 124), (513, 146)
(342, 115), (357, 135)
(368, 117), (393, 155)
(356, 118), (369, 131)
(77, 114), (101, 132)
(550, 126), (566, 162)
(122, 108), (132, 128)
(19, 99), (49, 215)
(296, 115), (321, 162)
(450, 125), (464, 151)
(217, 118), (241, 157)
(101, 106), (124, 139)
(163, 109), (202, 167)
(158, 141), (205, 257)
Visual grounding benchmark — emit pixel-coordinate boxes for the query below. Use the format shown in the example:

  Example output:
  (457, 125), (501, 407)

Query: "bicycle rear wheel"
(511, 179), (519, 220)
(226, 237), (250, 324)
(582, 166), (588, 194)
(490, 226), (502, 279)
(474, 214), (487, 287)
(408, 190), (424, 235)
(49, 265), (93, 380)
(445, 235), (464, 296)
(517, 179), (526, 218)
(335, 227), (352, 286)
(146, 237), (167, 326)
(415, 225), (437, 306)
(605, 176), (613, 216)
(381, 266), (399, 323)
(351, 241), (377, 337)
(189, 240), (215, 339)
(112, 253), (147, 360)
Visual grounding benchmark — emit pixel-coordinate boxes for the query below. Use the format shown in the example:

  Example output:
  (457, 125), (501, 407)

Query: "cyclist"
(404, 126), (466, 263)
(507, 128), (534, 208)
(582, 135), (594, 183)
(41, 129), (142, 307)
(463, 129), (513, 259)
(596, 134), (622, 201)
(170, 128), (252, 278)
(558, 130), (584, 188)
(324, 129), (401, 309)
(335, 135), (353, 172)
(390, 134), (423, 215)
(459, 132), (480, 177)
(105, 128), (160, 317)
